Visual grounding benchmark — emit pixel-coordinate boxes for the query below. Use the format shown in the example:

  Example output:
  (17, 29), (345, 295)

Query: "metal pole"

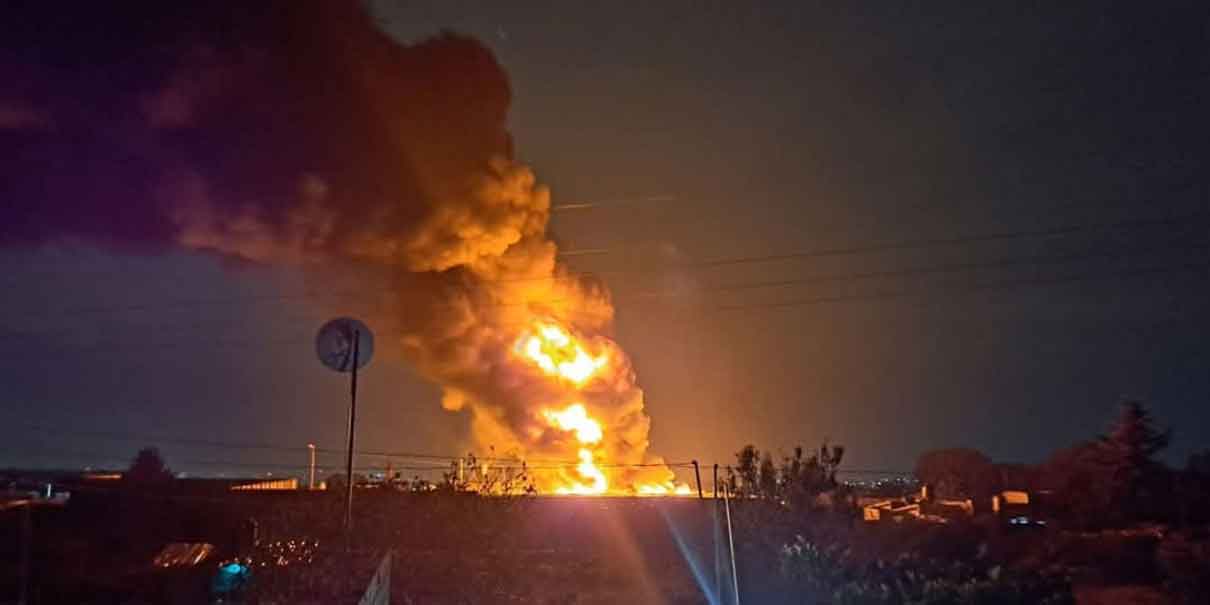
(693, 460), (703, 499)
(723, 484), (740, 605)
(713, 464), (719, 500)
(713, 495), (723, 605)
(344, 330), (360, 537)
(308, 444), (316, 490)
(17, 501), (30, 605)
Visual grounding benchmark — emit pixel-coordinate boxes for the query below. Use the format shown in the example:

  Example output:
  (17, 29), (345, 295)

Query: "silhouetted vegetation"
(441, 451), (536, 496)
(779, 535), (1073, 604)
(1035, 400), (1176, 528)
(1188, 450), (1210, 477)
(8, 404), (1210, 604)
(124, 446), (173, 485)
(726, 442), (846, 510)
(1100, 401), (1172, 523)
(722, 400), (1210, 603)
(914, 448), (999, 501)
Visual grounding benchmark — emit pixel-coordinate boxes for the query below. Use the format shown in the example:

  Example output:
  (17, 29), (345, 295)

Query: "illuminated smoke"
(2, 0), (681, 493)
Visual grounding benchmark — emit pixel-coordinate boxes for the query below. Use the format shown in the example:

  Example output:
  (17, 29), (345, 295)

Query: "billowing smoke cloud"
(3, 1), (675, 491)
(3, 1), (537, 268)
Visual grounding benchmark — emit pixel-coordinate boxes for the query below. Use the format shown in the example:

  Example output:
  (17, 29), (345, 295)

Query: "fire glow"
(542, 403), (602, 444)
(516, 321), (689, 496)
(3, 2), (689, 499)
(518, 322), (609, 386)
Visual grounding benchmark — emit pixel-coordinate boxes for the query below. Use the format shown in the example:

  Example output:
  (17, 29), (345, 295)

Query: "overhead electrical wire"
(627, 240), (1210, 298)
(5, 211), (1208, 321)
(711, 259), (1210, 313)
(11, 422), (695, 468)
(5, 447), (693, 475)
(4, 248), (1205, 357)
(4, 238), (1207, 333)
(3, 449), (445, 474)
(686, 211), (1209, 269)
(5, 211), (1199, 477)
(8, 446), (892, 477)
(551, 194), (677, 211)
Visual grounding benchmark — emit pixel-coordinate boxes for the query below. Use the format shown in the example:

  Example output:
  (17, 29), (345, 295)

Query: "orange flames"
(513, 321), (689, 496)
(518, 322), (610, 387)
(541, 403), (608, 494)
(542, 403), (603, 445)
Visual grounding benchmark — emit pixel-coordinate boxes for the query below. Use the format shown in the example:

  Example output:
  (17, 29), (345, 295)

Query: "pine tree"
(126, 447), (173, 484)
(1098, 400), (1171, 521)
(734, 445), (761, 498)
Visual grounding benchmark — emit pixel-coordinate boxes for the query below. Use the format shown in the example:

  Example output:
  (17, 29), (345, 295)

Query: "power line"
(0, 335), (314, 359)
(710, 260), (1210, 313)
(6, 240), (1205, 343)
(1, 449), (442, 474)
(13, 422), (683, 467)
(7, 211), (1207, 321)
(585, 211), (1210, 271)
(625, 240), (1210, 299)
(551, 194), (677, 211)
(0, 243), (609, 291)
(0, 305), (330, 347)
(4, 288), (384, 321)
(3, 254), (1206, 358)
(3, 446), (693, 476)
(7, 443), (901, 476)
(17, 423), (323, 455)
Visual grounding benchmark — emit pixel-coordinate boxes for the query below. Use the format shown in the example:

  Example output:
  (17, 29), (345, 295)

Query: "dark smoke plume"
(2, 0), (677, 492)
(2, 0), (541, 269)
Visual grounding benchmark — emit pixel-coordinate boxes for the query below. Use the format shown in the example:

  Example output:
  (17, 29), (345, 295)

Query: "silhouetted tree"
(442, 451), (535, 496)
(1042, 402), (1173, 526)
(323, 472), (367, 494)
(125, 447), (173, 484)
(1189, 450), (1210, 477)
(1171, 449), (1210, 526)
(1098, 400), (1171, 521)
(758, 452), (778, 498)
(324, 472), (345, 493)
(914, 448), (999, 500)
(730, 442), (846, 507)
(1042, 441), (1113, 526)
(734, 445), (762, 498)
(779, 443), (845, 509)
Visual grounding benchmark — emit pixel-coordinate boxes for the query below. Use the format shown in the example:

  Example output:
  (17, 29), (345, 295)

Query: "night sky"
(3, 1), (1208, 480)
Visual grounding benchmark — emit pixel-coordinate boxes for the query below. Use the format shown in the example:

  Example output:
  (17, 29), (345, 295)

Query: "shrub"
(778, 535), (1074, 605)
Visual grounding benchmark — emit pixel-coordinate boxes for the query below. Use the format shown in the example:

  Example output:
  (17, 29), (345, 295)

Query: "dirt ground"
(5, 490), (723, 604)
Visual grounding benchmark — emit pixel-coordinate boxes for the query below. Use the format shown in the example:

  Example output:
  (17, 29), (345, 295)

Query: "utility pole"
(343, 330), (360, 538)
(307, 443), (316, 490)
(693, 460), (703, 499)
(15, 500), (31, 605)
(723, 484), (741, 605)
(713, 494), (722, 605)
(316, 317), (374, 549)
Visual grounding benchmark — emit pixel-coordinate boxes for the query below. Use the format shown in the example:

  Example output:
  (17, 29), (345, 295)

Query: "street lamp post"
(307, 443), (316, 490)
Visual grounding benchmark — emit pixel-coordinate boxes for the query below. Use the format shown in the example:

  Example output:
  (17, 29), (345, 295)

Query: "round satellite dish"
(316, 318), (374, 372)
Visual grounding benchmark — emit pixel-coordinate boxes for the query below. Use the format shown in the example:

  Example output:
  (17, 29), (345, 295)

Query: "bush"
(778, 535), (1074, 605)
(1156, 529), (1210, 603)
